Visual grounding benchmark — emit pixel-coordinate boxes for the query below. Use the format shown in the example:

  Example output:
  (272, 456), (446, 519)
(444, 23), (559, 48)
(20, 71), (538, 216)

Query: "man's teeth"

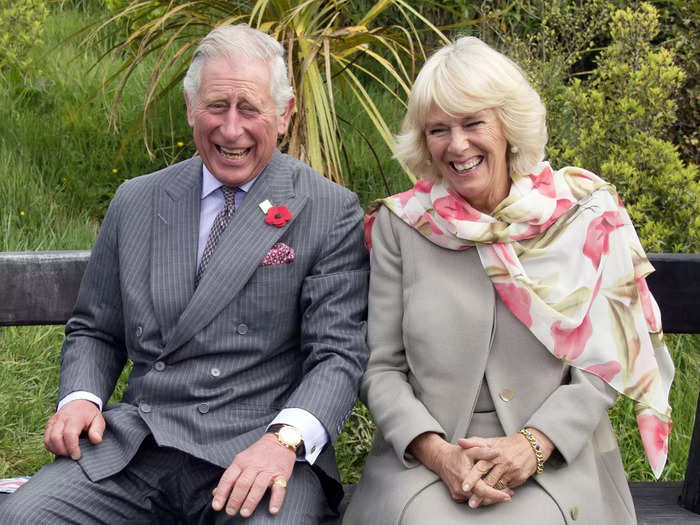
(452, 158), (482, 172)
(219, 146), (249, 159)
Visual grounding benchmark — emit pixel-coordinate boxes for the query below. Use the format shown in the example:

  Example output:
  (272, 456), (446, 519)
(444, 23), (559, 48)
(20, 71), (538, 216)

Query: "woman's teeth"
(451, 157), (482, 173)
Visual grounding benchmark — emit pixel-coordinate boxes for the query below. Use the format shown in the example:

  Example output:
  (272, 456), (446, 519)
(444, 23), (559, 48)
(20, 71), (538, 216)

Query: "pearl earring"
(510, 145), (519, 154)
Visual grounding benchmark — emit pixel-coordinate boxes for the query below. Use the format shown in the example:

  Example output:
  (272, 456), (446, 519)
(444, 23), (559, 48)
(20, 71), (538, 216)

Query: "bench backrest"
(0, 250), (698, 513)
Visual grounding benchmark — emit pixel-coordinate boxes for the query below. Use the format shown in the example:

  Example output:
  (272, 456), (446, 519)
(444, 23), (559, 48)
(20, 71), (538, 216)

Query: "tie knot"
(221, 186), (238, 211)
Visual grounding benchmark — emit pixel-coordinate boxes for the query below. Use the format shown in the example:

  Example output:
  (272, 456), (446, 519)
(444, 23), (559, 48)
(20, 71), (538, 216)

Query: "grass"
(0, 2), (698, 486)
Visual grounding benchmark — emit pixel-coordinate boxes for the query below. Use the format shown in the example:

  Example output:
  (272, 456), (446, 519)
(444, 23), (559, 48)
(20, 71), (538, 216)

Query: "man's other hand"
(43, 399), (105, 460)
(212, 433), (296, 518)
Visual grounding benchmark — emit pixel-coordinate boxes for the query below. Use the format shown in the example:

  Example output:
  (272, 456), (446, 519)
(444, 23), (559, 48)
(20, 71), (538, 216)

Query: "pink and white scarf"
(366, 162), (674, 478)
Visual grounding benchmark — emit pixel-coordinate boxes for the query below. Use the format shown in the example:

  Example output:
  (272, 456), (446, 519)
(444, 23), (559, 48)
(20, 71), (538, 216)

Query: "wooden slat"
(647, 253), (700, 334)
(631, 482), (700, 524)
(0, 251), (89, 326)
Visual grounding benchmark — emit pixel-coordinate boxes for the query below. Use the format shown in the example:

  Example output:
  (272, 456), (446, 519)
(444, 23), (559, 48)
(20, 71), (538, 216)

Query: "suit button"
(570, 506), (579, 520)
(236, 323), (248, 335)
(140, 402), (152, 413)
(135, 326), (143, 338)
(210, 368), (221, 377)
(154, 361), (165, 372)
(499, 389), (515, 402)
(198, 403), (210, 414)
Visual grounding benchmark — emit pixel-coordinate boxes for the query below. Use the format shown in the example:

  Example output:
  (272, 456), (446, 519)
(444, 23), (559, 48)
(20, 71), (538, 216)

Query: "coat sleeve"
(524, 366), (618, 466)
(58, 185), (128, 407)
(361, 207), (446, 467)
(284, 189), (370, 443)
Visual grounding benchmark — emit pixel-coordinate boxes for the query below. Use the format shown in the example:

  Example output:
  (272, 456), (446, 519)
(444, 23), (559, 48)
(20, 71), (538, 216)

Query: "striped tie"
(195, 186), (238, 287)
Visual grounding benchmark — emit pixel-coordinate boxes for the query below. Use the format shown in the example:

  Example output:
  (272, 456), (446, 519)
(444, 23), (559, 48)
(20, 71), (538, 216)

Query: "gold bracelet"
(519, 428), (544, 475)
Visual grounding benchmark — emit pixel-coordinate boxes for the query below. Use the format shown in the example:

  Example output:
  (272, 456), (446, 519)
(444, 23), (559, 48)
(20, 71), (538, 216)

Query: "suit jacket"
(58, 151), (369, 506)
(343, 207), (636, 525)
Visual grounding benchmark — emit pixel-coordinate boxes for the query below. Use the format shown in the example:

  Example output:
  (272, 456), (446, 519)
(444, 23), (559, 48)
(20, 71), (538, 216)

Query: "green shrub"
(547, 3), (699, 252)
(0, 0), (49, 72)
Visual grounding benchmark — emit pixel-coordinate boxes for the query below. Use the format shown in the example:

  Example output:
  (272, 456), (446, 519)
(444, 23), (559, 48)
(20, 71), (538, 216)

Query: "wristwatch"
(268, 424), (305, 457)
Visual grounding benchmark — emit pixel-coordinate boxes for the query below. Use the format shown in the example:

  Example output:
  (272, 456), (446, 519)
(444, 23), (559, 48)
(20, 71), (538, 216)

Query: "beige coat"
(343, 207), (636, 525)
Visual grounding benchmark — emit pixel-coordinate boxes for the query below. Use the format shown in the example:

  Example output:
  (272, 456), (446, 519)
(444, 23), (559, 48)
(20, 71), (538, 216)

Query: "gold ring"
(495, 480), (506, 490)
(273, 478), (287, 488)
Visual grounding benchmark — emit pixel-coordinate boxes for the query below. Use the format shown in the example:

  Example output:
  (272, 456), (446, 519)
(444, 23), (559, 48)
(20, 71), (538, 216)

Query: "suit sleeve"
(525, 366), (618, 466)
(58, 186), (127, 407)
(361, 207), (446, 467)
(284, 190), (370, 443)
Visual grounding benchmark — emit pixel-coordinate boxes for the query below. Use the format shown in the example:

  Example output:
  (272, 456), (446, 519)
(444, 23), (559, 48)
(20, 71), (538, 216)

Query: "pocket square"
(260, 242), (295, 266)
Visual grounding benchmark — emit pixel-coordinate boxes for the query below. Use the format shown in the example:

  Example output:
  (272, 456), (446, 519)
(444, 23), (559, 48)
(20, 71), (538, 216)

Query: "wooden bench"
(1, 250), (699, 523)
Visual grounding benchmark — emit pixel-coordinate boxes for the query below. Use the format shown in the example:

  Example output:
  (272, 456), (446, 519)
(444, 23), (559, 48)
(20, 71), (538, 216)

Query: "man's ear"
(184, 92), (195, 128)
(277, 96), (296, 136)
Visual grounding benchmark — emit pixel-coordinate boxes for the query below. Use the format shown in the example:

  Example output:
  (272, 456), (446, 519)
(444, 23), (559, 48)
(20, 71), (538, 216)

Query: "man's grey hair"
(183, 24), (294, 116)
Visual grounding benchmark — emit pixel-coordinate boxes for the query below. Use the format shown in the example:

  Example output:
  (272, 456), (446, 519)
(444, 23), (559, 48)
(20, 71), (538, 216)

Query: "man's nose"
(220, 109), (242, 139)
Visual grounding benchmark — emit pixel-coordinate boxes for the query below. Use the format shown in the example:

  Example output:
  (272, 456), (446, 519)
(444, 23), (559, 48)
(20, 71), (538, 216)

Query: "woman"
(343, 37), (674, 525)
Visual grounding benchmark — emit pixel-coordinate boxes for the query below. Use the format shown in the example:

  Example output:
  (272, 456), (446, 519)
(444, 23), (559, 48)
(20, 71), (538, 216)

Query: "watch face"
(279, 426), (302, 447)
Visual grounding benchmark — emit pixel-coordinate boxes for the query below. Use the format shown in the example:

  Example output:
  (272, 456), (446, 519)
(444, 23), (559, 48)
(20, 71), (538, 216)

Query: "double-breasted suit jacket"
(58, 150), (369, 505)
(343, 207), (636, 524)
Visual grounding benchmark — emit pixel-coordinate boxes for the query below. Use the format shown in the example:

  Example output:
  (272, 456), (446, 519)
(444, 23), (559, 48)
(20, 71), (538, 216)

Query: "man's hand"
(43, 399), (105, 460)
(212, 433), (296, 518)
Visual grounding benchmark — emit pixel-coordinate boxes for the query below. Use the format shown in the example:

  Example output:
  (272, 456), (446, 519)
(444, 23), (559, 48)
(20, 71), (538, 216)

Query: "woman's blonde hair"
(394, 36), (547, 180)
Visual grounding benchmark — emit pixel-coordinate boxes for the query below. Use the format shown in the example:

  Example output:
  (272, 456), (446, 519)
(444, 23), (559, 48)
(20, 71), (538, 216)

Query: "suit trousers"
(0, 436), (330, 524)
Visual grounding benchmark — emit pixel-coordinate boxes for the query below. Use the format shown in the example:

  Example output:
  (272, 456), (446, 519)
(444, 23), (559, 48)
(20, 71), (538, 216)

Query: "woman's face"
(424, 105), (510, 213)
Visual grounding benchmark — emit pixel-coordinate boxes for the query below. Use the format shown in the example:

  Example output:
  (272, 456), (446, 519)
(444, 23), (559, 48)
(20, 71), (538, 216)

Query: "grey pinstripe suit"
(6, 150), (369, 522)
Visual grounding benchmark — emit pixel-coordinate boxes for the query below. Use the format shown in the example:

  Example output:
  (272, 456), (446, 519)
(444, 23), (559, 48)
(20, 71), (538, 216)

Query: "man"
(1, 24), (369, 523)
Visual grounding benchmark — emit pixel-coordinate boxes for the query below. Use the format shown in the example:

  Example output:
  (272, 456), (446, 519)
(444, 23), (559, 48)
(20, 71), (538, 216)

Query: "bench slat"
(0, 251), (89, 326)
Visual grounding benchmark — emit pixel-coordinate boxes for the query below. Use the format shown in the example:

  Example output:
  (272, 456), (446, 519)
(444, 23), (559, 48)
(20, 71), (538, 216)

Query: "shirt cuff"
(268, 408), (329, 464)
(57, 391), (103, 412)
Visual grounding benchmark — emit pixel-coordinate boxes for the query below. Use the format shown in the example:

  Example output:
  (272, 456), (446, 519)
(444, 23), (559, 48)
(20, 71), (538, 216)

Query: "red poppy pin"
(264, 205), (292, 227)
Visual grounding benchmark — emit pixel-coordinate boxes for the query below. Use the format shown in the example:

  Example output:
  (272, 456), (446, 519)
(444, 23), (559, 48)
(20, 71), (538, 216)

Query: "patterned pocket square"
(260, 242), (295, 266)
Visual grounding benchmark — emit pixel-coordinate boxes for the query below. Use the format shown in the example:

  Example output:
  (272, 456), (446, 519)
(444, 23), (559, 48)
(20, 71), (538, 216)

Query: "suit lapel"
(151, 158), (202, 341)
(164, 151), (308, 355)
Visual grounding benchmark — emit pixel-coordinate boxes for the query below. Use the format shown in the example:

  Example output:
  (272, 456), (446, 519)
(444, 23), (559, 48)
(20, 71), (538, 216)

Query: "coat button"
(236, 323), (248, 335)
(140, 402), (152, 413)
(210, 368), (221, 377)
(198, 403), (210, 414)
(570, 506), (579, 520)
(135, 326), (143, 338)
(154, 361), (165, 372)
(499, 389), (515, 402)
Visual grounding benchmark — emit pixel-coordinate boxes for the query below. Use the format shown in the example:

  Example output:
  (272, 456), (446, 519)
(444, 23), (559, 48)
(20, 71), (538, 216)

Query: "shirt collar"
(200, 163), (258, 200)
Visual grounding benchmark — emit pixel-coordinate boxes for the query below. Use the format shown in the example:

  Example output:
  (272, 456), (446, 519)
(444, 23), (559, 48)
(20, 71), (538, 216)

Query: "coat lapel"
(164, 151), (308, 355)
(151, 158), (202, 342)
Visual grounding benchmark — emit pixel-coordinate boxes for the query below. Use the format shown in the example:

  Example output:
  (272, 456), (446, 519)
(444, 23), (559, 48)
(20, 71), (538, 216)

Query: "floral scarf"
(366, 162), (674, 478)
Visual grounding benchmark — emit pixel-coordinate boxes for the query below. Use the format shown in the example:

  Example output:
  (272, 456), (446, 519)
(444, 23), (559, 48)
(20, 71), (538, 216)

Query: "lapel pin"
(258, 200), (273, 214)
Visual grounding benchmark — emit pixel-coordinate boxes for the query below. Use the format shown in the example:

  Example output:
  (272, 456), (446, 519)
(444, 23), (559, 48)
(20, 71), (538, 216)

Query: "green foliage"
(650, 0), (699, 166)
(0, 0), (49, 71)
(0, 4), (192, 223)
(547, 3), (699, 252)
(81, 0), (452, 186)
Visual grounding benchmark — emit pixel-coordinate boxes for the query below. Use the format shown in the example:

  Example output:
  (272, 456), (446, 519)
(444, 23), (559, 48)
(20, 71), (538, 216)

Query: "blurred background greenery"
(0, 0), (697, 483)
